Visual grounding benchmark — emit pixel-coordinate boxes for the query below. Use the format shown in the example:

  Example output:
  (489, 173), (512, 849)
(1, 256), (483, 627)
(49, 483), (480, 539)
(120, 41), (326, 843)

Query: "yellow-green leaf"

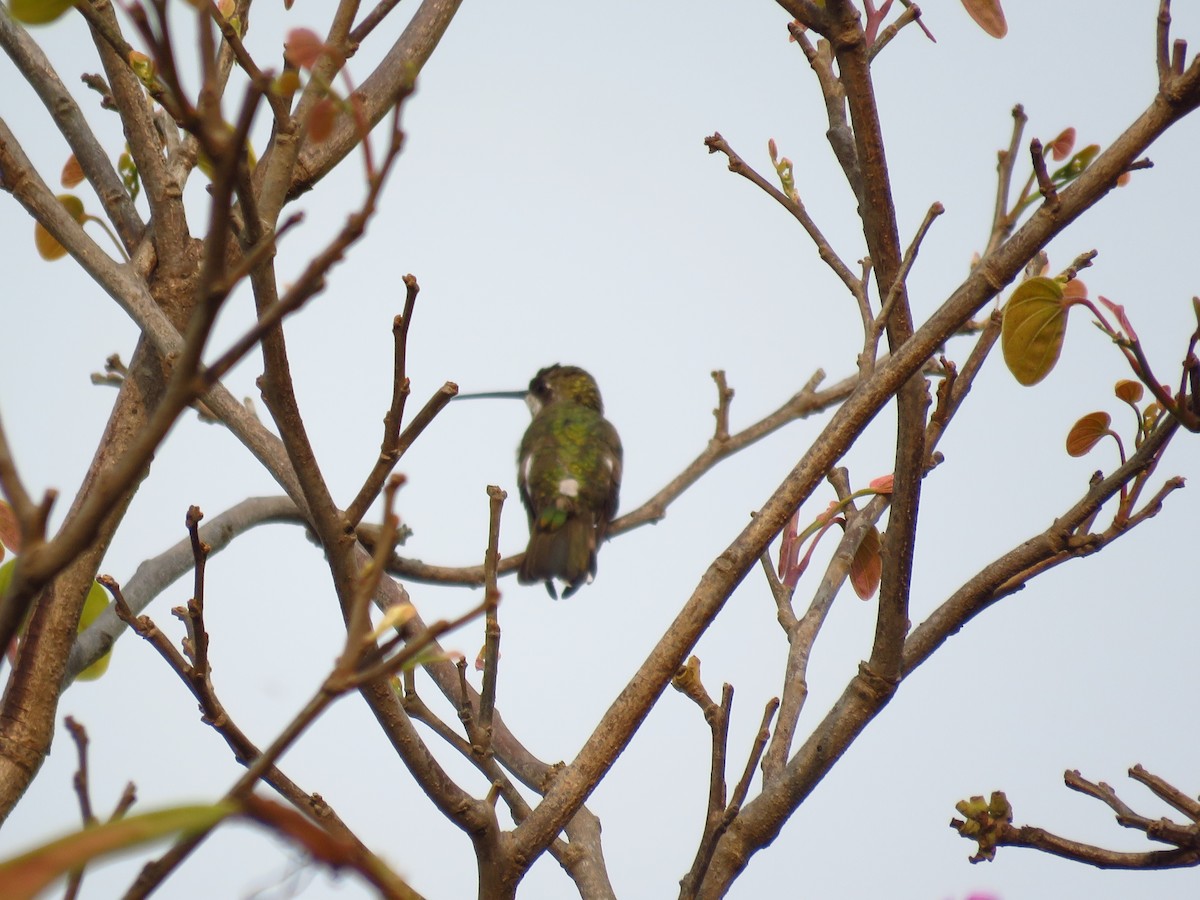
(75, 580), (113, 681)
(1066, 411), (1111, 457)
(1001, 276), (1067, 386)
(272, 70), (301, 96)
(1143, 402), (1164, 432)
(0, 803), (237, 898)
(33, 194), (86, 261)
(118, 150), (140, 203)
(127, 50), (157, 91)
(1052, 144), (1101, 183)
(0, 559), (14, 600)
(9, 0), (74, 25)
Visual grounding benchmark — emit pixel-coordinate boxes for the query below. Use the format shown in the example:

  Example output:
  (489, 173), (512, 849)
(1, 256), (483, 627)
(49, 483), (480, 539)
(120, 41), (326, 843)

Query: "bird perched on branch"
(458, 364), (622, 598)
(458, 367), (624, 600)
(515, 365), (622, 598)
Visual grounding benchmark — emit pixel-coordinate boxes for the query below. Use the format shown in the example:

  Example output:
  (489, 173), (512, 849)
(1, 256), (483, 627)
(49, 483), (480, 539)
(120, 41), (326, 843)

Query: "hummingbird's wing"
(595, 417), (622, 542)
(516, 443), (536, 528)
(515, 401), (622, 595)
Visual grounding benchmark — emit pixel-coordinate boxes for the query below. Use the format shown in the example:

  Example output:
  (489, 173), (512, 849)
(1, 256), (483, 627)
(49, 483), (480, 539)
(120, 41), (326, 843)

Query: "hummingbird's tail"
(518, 516), (597, 599)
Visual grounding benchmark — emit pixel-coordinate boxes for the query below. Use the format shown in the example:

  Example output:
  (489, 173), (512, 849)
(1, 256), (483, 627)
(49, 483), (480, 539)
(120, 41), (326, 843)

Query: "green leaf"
(0, 559), (14, 600)
(0, 803), (236, 899)
(1051, 144), (1100, 183)
(1065, 411), (1111, 457)
(9, 0), (74, 25)
(1001, 276), (1067, 385)
(118, 150), (141, 203)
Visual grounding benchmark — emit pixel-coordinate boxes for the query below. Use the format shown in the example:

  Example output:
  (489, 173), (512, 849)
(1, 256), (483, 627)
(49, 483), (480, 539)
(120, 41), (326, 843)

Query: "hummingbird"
(458, 365), (622, 598)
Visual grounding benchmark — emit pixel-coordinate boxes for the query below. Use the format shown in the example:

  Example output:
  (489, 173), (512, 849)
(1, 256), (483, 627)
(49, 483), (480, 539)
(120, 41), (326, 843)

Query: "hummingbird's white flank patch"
(559, 478), (580, 498)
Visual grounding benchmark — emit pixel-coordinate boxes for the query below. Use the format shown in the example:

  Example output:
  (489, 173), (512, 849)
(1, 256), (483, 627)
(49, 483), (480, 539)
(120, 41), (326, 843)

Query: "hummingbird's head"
(526, 364), (603, 416)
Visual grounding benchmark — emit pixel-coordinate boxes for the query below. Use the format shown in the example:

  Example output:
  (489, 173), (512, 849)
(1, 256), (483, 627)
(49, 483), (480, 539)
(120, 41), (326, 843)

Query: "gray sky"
(3, 1), (1199, 897)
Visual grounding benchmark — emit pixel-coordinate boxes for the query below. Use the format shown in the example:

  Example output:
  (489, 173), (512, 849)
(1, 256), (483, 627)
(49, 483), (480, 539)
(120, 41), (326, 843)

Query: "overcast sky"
(3, 1), (1200, 898)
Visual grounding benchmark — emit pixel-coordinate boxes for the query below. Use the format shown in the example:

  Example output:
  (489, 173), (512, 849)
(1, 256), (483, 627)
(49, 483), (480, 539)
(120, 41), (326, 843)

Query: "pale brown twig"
(346, 275), (421, 527)
(1029, 138), (1059, 212)
(956, 765), (1200, 870)
(478, 486), (506, 741)
(705, 132), (861, 296)
(864, 202), (944, 371)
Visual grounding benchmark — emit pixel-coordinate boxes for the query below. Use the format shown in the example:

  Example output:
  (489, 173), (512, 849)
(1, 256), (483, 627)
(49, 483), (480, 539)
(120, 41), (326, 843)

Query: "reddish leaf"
(1114, 379), (1144, 404)
(1062, 278), (1087, 302)
(284, 28), (325, 70)
(778, 509), (801, 580)
(868, 474), (894, 494)
(960, 0), (1007, 38)
(60, 155), (84, 188)
(1047, 127), (1076, 161)
(1098, 296), (1139, 341)
(1001, 276), (1067, 386)
(242, 795), (356, 868)
(307, 97), (336, 142)
(1065, 412), (1111, 457)
(0, 803), (236, 897)
(0, 501), (19, 554)
(849, 525), (882, 600)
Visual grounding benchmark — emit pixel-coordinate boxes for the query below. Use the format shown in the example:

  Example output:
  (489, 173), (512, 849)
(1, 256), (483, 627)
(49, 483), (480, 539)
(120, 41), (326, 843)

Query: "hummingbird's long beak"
(453, 390), (527, 401)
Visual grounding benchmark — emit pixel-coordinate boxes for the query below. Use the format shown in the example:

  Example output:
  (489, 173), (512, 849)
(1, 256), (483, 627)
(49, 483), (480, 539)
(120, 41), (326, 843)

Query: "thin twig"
(731, 697), (780, 813)
(868, 3), (927, 60)
(984, 105), (1027, 257)
(705, 132), (861, 296)
(349, 0), (410, 45)
(345, 275), (420, 527)
(338, 476), (406, 673)
(1029, 138), (1059, 211)
(478, 486), (506, 742)
(711, 371), (734, 442)
(865, 202), (944, 368)
(64, 716), (96, 826)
